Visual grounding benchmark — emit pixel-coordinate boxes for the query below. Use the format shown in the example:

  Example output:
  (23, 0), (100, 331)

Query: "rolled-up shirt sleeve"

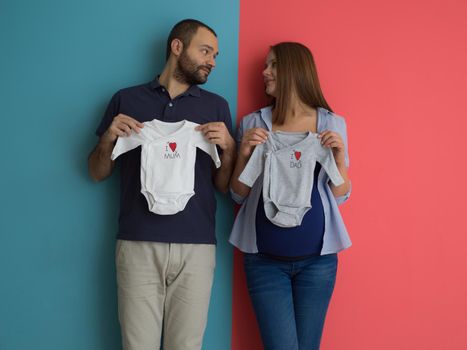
(335, 117), (351, 205)
(335, 181), (351, 205)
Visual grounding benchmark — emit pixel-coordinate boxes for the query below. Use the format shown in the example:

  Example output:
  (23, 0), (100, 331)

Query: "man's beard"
(174, 50), (211, 85)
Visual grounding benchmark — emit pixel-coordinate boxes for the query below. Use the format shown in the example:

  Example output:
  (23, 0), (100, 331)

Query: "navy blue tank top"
(256, 163), (325, 257)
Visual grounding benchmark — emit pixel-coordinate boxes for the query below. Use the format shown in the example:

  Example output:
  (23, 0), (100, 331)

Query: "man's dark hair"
(166, 19), (217, 60)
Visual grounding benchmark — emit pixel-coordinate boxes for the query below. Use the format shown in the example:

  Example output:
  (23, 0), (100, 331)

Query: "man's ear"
(170, 38), (184, 57)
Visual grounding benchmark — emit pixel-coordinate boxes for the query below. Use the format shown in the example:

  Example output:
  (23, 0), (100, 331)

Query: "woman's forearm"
(330, 164), (350, 197)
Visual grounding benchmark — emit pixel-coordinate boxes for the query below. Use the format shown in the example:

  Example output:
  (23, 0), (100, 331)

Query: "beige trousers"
(115, 240), (216, 350)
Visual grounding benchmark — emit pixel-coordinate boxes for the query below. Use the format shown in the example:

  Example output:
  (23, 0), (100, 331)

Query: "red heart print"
(169, 142), (177, 152)
(294, 151), (301, 160)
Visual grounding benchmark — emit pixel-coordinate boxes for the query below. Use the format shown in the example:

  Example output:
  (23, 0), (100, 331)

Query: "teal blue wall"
(0, 1), (238, 349)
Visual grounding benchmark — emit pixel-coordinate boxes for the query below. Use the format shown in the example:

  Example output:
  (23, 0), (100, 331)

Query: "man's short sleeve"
(95, 92), (121, 137)
(218, 98), (233, 137)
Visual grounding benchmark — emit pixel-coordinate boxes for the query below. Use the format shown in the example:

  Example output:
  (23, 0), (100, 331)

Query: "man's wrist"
(99, 132), (116, 148)
(221, 146), (236, 162)
(222, 137), (236, 154)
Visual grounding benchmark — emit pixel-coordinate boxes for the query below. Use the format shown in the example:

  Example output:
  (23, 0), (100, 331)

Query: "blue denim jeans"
(244, 253), (338, 350)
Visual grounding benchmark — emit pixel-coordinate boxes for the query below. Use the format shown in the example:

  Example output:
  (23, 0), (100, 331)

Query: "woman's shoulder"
(239, 106), (271, 129)
(319, 107), (347, 131)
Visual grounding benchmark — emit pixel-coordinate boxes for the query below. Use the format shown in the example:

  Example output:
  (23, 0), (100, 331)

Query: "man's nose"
(207, 56), (216, 68)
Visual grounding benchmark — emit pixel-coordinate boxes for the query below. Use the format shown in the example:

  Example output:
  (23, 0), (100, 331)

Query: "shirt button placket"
(164, 101), (174, 121)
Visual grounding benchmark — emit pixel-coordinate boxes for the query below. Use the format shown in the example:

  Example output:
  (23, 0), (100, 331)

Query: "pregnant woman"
(229, 42), (352, 350)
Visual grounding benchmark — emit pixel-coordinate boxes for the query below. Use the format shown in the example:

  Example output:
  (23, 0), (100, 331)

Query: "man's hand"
(196, 122), (235, 152)
(88, 114), (143, 182)
(196, 122), (236, 193)
(102, 114), (144, 144)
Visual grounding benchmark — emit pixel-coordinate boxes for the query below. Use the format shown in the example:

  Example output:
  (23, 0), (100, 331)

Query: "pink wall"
(232, 1), (467, 349)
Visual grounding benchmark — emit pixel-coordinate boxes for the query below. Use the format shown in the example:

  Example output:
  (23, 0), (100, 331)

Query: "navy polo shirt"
(95, 79), (232, 244)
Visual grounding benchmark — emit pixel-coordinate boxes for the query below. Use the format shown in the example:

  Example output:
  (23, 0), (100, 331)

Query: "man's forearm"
(88, 139), (115, 181)
(214, 149), (236, 193)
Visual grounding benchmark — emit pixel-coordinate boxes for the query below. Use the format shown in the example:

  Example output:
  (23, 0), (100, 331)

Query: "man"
(88, 19), (236, 350)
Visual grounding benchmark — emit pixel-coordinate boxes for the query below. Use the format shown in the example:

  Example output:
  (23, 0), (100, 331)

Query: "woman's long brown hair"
(271, 42), (332, 125)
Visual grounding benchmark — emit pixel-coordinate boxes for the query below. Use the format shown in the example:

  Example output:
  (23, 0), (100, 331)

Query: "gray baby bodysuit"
(239, 131), (344, 227)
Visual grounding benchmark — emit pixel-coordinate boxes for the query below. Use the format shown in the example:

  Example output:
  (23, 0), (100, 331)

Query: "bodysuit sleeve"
(238, 143), (265, 187)
(191, 130), (221, 168)
(317, 149), (345, 186)
(111, 128), (150, 160)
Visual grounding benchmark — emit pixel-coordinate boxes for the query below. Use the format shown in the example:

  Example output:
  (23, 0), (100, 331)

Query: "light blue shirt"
(229, 106), (352, 254)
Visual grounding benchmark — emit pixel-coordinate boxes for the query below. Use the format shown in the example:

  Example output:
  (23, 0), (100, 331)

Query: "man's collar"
(150, 77), (201, 97)
(184, 84), (201, 97)
(149, 78), (161, 90)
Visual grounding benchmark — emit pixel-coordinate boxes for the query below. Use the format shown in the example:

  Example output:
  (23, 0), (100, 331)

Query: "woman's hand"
(318, 130), (346, 167)
(230, 127), (268, 199)
(239, 127), (269, 158)
(319, 130), (351, 197)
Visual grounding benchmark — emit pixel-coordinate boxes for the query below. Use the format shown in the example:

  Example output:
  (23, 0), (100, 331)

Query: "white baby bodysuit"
(111, 119), (221, 215)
